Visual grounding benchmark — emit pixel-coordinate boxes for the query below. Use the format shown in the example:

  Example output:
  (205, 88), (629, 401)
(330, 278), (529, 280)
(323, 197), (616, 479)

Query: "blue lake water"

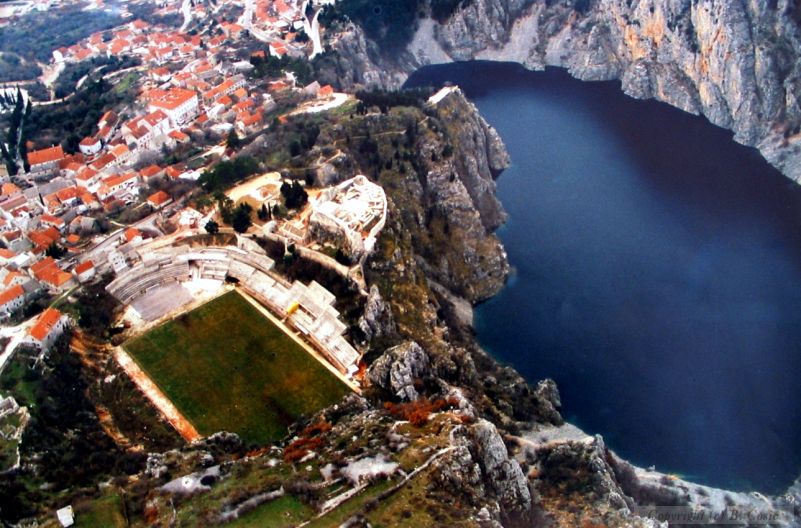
(406, 63), (801, 493)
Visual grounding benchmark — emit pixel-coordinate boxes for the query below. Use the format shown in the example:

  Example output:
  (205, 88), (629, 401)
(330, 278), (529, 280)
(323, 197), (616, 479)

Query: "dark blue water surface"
(406, 63), (801, 493)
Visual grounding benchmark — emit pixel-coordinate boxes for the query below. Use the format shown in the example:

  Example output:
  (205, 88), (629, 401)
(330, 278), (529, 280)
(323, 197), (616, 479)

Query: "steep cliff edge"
(320, 0), (801, 182)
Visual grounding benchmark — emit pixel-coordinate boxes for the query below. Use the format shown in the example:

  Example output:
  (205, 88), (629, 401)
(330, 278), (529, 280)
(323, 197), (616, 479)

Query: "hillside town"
(0, 0), (352, 343)
(0, 0), (400, 490)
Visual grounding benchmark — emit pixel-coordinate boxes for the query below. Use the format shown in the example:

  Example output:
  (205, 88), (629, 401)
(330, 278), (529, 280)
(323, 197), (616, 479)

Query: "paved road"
(0, 317), (37, 376)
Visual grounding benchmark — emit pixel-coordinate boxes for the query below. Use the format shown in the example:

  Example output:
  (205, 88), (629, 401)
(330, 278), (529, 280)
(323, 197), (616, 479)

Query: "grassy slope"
(123, 291), (349, 445)
(74, 494), (127, 528)
(226, 495), (314, 528)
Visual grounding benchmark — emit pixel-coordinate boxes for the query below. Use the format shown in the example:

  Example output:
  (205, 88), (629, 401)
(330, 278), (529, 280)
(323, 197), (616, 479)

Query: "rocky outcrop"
(367, 341), (430, 400)
(416, 88), (511, 300)
(534, 379), (563, 425)
(325, 0), (801, 182)
(470, 419), (533, 516)
(435, 88), (510, 230)
(358, 284), (396, 341)
(433, 420), (533, 524)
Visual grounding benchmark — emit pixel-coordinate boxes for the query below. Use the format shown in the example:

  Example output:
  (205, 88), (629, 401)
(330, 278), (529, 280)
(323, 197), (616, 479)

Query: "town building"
(0, 284), (25, 317)
(73, 260), (96, 283)
(55, 505), (74, 527)
(25, 307), (70, 350)
(27, 145), (66, 177)
(148, 88), (199, 126)
(78, 137), (102, 156)
(147, 190), (172, 209)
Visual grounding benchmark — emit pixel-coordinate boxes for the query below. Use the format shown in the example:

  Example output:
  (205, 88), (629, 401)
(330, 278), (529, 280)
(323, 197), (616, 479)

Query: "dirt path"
(113, 347), (202, 443)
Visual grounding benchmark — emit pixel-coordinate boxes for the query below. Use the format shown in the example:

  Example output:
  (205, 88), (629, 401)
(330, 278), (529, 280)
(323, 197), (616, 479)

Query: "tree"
(199, 157), (259, 193)
(46, 242), (65, 259)
(226, 129), (241, 150)
(214, 192), (234, 223)
(258, 203), (269, 221)
(205, 220), (219, 234)
(231, 203), (253, 233)
(280, 180), (308, 209)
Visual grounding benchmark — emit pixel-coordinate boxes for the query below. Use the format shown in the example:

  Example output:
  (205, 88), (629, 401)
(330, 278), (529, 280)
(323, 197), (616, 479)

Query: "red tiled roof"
(74, 260), (94, 274)
(3, 271), (22, 286)
(40, 214), (65, 227)
(29, 308), (63, 342)
(149, 88), (197, 110)
(28, 145), (65, 166)
(147, 190), (171, 206)
(0, 285), (24, 307)
(140, 165), (163, 178)
(102, 172), (138, 189)
(124, 227), (142, 242)
(91, 153), (117, 170)
(99, 110), (117, 125)
(31, 257), (57, 275)
(110, 144), (130, 158)
(168, 130), (189, 142)
(76, 167), (98, 182)
(1, 183), (20, 196)
(165, 165), (183, 179)
(143, 110), (168, 126)
(28, 227), (60, 249)
(2, 230), (21, 242)
(80, 192), (98, 205)
(55, 187), (80, 202)
(34, 261), (72, 287)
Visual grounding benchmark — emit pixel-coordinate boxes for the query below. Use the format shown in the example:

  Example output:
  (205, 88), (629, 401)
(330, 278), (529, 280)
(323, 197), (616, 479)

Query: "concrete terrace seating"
(108, 244), (362, 375)
(108, 260), (191, 304)
(228, 260), (256, 282)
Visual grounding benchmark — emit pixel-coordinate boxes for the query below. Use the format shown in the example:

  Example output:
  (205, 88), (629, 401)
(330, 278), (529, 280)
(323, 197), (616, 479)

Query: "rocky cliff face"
(324, 0), (801, 182)
(355, 88), (510, 303)
(367, 340), (430, 401)
(416, 88), (511, 300)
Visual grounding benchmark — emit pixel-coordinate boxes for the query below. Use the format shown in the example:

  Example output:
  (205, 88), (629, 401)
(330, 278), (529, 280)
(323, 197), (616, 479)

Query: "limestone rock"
(470, 419), (532, 515)
(315, 161), (339, 187)
(367, 341), (430, 401)
(412, 89), (511, 301)
(327, 0), (801, 182)
(534, 378), (563, 424)
(433, 442), (485, 500)
(432, 422), (531, 521)
(434, 88), (509, 231)
(357, 285), (396, 342)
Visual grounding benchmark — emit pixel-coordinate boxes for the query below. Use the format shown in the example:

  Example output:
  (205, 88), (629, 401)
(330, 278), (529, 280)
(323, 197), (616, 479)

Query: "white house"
(73, 260), (96, 283)
(0, 284), (25, 317)
(25, 307), (70, 350)
(78, 137), (102, 156)
(148, 88), (199, 127)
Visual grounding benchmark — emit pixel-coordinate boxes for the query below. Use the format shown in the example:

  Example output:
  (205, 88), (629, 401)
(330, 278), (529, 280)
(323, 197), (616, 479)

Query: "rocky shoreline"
(313, 1), (801, 523)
